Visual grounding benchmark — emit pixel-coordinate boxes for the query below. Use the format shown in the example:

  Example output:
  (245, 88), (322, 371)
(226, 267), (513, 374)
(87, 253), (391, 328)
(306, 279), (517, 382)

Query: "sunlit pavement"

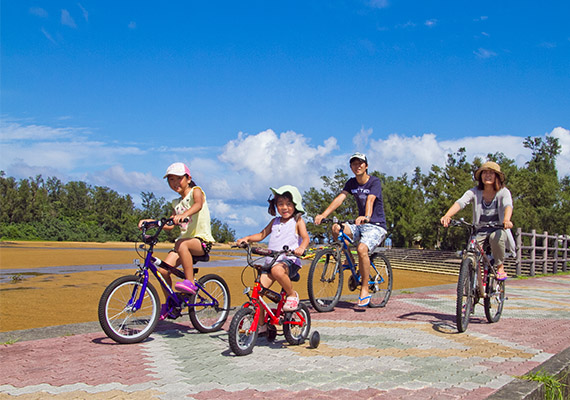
(1, 275), (569, 400)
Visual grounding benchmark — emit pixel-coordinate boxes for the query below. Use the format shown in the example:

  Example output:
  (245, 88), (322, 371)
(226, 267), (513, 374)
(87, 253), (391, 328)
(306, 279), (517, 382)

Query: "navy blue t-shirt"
(342, 176), (387, 230)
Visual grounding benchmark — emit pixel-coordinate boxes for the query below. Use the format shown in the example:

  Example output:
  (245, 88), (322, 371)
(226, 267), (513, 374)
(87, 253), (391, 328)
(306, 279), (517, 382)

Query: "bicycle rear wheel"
(189, 274), (231, 333)
(98, 275), (160, 344)
(484, 274), (505, 323)
(228, 307), (258, 356)
(456, 257), (476, 333)
(307, 248), (343, 312)
(283, 303), (311, 345)
(367, 252), (393, 308)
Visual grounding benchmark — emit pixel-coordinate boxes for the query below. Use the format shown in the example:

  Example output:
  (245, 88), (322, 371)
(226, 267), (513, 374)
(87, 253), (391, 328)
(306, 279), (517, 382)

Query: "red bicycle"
(228, 243), (318, 356)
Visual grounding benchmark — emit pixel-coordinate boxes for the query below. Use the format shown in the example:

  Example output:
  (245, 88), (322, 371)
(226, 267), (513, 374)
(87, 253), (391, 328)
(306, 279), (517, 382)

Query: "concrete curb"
(487, 346), (570, 400)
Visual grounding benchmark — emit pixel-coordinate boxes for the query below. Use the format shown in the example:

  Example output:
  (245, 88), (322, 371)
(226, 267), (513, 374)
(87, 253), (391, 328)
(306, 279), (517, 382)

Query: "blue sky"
(1, 1), (569, 238)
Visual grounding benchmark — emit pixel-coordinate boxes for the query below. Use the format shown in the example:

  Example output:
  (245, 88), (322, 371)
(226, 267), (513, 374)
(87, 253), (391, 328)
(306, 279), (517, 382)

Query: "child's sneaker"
(283, 292), (299, 312)
(175, 279), (198, 294)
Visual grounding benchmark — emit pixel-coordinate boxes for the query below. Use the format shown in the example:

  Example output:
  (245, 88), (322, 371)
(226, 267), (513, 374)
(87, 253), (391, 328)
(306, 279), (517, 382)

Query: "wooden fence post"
(530, 229), (536, 276)
(516, 228), (522, 276)
(553, 233), (559, 274)
(562, 235), (570, 272)
(542, 231), (548, 274)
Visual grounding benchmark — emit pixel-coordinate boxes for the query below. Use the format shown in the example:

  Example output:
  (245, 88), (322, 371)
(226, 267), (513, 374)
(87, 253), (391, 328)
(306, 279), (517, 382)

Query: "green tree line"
(0, 175), (236, 243)
(303, 136), (569, 250)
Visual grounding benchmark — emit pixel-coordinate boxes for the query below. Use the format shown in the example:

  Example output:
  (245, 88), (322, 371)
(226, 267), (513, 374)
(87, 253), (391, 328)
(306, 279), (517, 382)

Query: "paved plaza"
(1, 274), (569, 399)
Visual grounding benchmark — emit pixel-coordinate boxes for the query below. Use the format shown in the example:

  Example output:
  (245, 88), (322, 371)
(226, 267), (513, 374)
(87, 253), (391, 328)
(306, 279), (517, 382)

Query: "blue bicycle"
(98, 218), (231, 344)
(307, 218), (393, 312)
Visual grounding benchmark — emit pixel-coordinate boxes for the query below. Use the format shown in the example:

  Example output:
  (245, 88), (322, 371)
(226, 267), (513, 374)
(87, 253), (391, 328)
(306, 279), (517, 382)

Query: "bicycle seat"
(192, 254), (210, 264)
(291, 272), (300, 282)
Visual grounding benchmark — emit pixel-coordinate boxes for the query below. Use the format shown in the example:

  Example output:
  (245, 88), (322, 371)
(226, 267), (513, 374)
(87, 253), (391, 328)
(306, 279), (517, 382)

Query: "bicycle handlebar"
(448, 219), (505, 233)
(319, 217), (356, 225)
(140, 217), (189, 245)
(232, 242), (303, 269)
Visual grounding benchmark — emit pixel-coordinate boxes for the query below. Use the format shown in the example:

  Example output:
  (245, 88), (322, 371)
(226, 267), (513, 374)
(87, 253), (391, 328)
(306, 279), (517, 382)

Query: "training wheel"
(309, 330), (320, 349)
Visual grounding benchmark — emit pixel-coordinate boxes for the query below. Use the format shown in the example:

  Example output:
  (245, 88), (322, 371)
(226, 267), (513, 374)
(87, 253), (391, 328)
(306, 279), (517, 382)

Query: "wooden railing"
(515, 228), (569, 276)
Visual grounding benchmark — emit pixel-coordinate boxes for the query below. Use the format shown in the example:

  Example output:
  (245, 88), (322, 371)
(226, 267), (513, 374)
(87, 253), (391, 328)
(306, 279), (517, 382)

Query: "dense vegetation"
(1, 136), (568, 249)
(0, 178), (236, 243)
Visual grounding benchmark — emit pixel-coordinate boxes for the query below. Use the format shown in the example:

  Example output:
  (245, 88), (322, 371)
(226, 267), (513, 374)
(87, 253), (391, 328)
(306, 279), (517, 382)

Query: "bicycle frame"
(455, 219), (502, 298)
(328, 222), (385, 288)
(239, 246), (306, 332)
(131, 221), (220, 312)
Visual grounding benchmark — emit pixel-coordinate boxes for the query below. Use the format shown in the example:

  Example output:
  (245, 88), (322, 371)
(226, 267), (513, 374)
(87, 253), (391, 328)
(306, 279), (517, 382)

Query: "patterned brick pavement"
(1, 275), (569, 399)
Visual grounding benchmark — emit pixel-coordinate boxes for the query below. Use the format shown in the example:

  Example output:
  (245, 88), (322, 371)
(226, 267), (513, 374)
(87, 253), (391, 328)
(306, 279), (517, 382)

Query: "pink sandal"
(175, 279), (198, 294)
(283, 292), (299, 312)
(496, 271), (508, 281)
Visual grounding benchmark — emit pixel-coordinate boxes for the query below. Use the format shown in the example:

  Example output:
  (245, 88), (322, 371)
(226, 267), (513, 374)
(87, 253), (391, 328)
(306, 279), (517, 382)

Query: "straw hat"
(474, 161), (505, 183)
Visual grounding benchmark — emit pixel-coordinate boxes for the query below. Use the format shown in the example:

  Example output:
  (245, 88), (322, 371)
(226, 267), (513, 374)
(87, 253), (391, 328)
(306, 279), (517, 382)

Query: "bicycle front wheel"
(307, 248), (343, 312)
(456, 257), (476, 333)
(228, 307), (258, 356)
(98, 275), (160, 344)
(484, 274), (505, 323)
(189, 274), (231, 333)
(283, 303), (311, 345)
(367, 253), (393, 308)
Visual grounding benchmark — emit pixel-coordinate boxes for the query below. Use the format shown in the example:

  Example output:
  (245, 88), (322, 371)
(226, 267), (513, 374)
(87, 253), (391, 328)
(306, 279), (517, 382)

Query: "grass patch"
(517, 369), (568, 400)
(399, 290), (414, 294)
(515, 271), (570, 280)
(1, 338), (20, 345)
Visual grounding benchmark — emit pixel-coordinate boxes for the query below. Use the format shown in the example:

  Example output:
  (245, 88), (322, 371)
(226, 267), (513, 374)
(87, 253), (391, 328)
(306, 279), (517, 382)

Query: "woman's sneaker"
(175, 279), (198, 294)
(283, 292), (299, 312)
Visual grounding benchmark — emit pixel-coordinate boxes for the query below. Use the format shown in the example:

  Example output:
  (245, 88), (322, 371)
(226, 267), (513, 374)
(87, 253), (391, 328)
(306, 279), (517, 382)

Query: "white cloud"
(474, 47), (497, 59)
(89, 165), (163, 196)
(425, 19), (437, 27)
(30, 7), (48, 18)
(353, 127), (373, 150)
(61, 9), (77, 28)
(369, 0), (389, 9)
(219, 129), (338, 193)
(367, 133), (446, 177)
(78, 3), (89, 22)
(128, 21), (137, 29)
(550, 127), (570, 178)
(1, 120), (82, 140)
(41, 28), (57, 44)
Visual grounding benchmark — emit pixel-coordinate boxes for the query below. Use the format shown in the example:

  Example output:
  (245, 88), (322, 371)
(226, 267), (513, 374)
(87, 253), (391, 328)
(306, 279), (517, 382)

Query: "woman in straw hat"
(440, 161), (515, 280)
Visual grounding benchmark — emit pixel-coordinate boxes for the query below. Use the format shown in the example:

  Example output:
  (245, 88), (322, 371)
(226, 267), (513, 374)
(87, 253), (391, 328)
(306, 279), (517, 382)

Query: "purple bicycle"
(98, 218), (230, 343)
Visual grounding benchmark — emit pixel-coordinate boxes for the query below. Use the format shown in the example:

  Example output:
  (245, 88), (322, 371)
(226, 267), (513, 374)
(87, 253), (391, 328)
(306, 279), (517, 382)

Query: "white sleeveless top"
(266, 217), (301, 266)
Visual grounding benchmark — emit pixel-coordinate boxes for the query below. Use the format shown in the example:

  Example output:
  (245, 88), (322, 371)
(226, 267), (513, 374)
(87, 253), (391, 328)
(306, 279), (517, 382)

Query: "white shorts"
(346, 223), (387, 252)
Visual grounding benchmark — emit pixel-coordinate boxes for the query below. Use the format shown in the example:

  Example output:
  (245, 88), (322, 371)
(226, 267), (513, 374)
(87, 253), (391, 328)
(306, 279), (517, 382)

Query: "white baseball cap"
(163, 162), (191, 178)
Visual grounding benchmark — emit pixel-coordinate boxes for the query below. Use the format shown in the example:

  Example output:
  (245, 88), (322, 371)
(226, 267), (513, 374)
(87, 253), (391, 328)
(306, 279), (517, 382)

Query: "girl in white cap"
(440, 161), (515, 280)
(139, 162), (215, 320)
(237, 185), (310, 313)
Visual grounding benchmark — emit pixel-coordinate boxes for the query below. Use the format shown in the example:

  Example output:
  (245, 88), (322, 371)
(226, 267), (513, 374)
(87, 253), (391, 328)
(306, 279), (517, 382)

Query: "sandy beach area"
(0, 241), (456, 332)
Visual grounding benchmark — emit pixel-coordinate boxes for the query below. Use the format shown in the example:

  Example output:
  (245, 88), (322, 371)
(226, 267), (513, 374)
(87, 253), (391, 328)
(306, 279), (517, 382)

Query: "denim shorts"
(346, 223), (387, 252)
(262, 258), (301, 280)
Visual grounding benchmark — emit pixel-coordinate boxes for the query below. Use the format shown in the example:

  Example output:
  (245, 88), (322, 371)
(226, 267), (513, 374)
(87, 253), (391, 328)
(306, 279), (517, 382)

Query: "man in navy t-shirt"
(315, 152), (388, 308)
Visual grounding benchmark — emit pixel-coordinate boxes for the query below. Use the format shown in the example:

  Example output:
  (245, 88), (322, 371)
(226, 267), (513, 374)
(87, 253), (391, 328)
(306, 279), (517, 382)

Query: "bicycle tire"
(283, 303), (311, 345)
(484, 274), (505, 323)
(228, 307), (258, 356)
(98, 275), (160, 344)
(307, 248), (343, 312)
(367, 252), (393, 308)
(456, 257), (476, 333)
(188, 274), (231, 333)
